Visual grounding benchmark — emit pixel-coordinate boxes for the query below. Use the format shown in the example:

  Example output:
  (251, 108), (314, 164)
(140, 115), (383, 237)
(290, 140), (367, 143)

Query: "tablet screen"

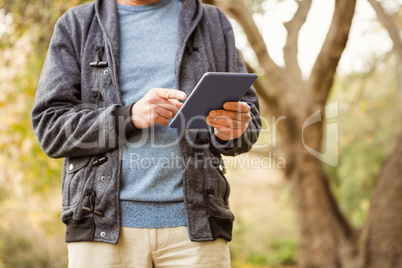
(169, 72), (257, 129)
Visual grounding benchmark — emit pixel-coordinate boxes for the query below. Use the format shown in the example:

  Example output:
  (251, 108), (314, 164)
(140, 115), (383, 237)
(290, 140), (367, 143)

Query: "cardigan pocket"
(203, 149), (233, 216)
(62, 156), (92, 208)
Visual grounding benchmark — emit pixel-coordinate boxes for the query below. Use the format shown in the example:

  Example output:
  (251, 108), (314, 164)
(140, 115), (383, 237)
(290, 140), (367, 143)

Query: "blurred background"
(0, 0), (401, 267)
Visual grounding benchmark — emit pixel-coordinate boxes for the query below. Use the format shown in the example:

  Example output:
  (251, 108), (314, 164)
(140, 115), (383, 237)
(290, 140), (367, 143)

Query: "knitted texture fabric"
(118, 0), (187, 228)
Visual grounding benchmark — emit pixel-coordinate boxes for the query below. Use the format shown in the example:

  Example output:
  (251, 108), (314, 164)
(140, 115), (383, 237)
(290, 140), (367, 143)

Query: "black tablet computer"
(169, 72), (257, 129)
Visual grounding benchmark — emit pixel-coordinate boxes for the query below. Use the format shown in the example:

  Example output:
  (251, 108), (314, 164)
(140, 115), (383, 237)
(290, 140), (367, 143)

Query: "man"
(32, 0), (261, 267)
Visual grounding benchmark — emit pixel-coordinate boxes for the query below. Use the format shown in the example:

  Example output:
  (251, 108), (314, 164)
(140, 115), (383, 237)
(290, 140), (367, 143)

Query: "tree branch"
(367, 0), (402, 61)
(243, 60), (281, 118)
(283, 0), (312, 82)
(309, 0), (357, 108)
(361, 128), (402, 266)
(201, 0), (216, 5)
(217, 0), (286, 93)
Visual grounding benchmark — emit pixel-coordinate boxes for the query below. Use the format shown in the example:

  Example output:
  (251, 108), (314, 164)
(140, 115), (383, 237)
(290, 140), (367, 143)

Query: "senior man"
(32, 0), (261, 267)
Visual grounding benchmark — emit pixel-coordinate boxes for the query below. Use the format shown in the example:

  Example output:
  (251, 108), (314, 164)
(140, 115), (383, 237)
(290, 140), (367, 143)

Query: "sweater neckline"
(117, 0), (171, 12)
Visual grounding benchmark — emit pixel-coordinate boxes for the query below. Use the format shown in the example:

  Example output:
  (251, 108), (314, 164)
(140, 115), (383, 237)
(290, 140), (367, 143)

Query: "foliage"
(0, 0), (400, 267)
(244, 0), (266, 14)
(0, 222), (67, 268)
(326, 55), (400, 227)
(231, 218), (296, 267)
(0, 1), (88, 267)
(227, 54), (400, 267)
(226, 164), (296, 267)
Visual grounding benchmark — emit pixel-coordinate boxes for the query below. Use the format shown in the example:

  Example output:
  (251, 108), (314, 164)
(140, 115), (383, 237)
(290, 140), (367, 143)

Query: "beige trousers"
(68, 226), (231, 268)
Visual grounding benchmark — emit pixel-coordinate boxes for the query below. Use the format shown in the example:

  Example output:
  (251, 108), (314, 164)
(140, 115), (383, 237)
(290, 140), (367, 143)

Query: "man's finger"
(211, 124), (244, 141)
(154, 99), (182, 115)
(207, 119), (248, 132)
(206, 116), (243, 129)
(223, 101), (250, 112)
(174, 102), (184, 110)
(153, 88), (187, 100)
(168, 99), (184, 110)
(209, 110), (251, 122)
(155, 107), (174, 120)
(208, 122), (233, 133)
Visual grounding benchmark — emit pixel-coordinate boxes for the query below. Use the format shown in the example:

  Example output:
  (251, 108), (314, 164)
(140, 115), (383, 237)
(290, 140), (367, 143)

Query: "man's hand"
(206, 101), (251, 141)
(131, 88), (187, 129)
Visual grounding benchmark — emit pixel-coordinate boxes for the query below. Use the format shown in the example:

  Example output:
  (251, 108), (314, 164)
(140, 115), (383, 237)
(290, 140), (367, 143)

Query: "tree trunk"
(209, 0), (402, 266)
(290, 156), (359, 267)
(358, 2), (402, 267)
(281, 113), (359, 267)
(359, 117), (402, 268)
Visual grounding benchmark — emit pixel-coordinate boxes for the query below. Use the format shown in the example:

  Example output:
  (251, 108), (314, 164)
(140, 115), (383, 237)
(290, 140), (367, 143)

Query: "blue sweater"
(117, 0), (186, 228)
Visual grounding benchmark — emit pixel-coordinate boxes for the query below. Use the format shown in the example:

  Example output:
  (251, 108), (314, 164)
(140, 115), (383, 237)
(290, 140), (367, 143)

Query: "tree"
(361, 1), (402, 267)
(0, 1), (89, 267)
(1, 0), (401, 266)
(204, 0), (402, 267)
